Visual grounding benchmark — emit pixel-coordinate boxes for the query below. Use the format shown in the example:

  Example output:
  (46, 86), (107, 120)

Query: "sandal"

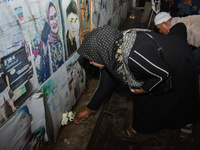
(179, 124), (193, 142)
(126, 125), (137, 137)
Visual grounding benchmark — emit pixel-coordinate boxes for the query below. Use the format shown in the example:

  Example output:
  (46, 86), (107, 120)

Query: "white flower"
(62, 112), (68, 118)
(68, 111), (75, 122)
(61, 117), (68, 126)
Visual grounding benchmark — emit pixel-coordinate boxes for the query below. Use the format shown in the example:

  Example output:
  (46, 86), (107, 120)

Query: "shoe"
(126, 125), (137, 137)
(179, 124), (193, 142)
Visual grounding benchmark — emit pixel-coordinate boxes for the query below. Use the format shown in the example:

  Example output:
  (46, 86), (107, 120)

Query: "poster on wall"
(41, 63), (69, 141)
(41, 69), (67, 141)
(0, 3), (34, 125)
(7, 0), (41, 93)
(41, 53), (86, 141)
(78, 0), (93, 44)
(0, 93), (46, 150)
(26, 0), (65, 85)
(66, 53), (86, 110)
(60, 0), (80, 60)
(7, 0), (33, 24)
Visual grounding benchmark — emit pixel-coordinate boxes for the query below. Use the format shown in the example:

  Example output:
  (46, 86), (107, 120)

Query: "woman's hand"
(74, 109), (92, 124)
(133, 88), (147, 94)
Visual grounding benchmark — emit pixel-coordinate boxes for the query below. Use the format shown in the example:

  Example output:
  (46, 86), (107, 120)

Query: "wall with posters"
(0, 0), (132, 148)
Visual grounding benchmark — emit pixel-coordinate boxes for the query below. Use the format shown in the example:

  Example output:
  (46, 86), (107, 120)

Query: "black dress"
(85, 30), (200, 133)
(128, 31), (200, 133)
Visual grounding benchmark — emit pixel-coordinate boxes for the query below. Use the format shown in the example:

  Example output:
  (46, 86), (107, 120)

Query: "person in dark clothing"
(177, 0), (200, 17)
(161, 0), (179, 17)
(74, 25), (200, 141)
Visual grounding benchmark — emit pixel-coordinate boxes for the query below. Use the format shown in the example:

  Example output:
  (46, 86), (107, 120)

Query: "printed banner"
(41, 53), (86, 141)
(0, 93), (46, 150)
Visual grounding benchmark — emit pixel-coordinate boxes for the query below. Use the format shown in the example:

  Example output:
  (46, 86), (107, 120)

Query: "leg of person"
(4, 88), (16, 112)
(179, 123), (193, 142)
(0, 91), (8, 121)
(7, 99), (16, 112)
(0, 104), (8, 121)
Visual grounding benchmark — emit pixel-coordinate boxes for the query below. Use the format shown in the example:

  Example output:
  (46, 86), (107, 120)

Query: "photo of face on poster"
(45, 2), (64, 72)
(36, 1), (64, 85)
(61, 0), (80, 59)
(79, 0), (93, 44)
(25, 0), (65, 85)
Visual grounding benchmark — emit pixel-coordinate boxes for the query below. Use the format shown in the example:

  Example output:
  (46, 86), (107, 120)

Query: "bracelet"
(84, 107), (96, 114)
(140, 88), (147, 93)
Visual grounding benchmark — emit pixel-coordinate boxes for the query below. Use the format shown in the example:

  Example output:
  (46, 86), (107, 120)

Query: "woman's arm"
(87, 68), (115, 111)
(74, 68), (115, 124)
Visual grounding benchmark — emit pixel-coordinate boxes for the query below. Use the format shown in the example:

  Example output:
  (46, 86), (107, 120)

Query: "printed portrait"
(66, 0), (80, 58)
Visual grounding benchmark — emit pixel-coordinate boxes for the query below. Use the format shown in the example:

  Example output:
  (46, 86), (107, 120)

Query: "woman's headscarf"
(46, 2), (60, 44)
(78, 26), (150, 88)
(77, 25), (123, 72)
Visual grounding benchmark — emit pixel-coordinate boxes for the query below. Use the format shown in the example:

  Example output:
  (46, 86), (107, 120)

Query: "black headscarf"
(78, 26), (150, 88)
(77, 25), (123, 72)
